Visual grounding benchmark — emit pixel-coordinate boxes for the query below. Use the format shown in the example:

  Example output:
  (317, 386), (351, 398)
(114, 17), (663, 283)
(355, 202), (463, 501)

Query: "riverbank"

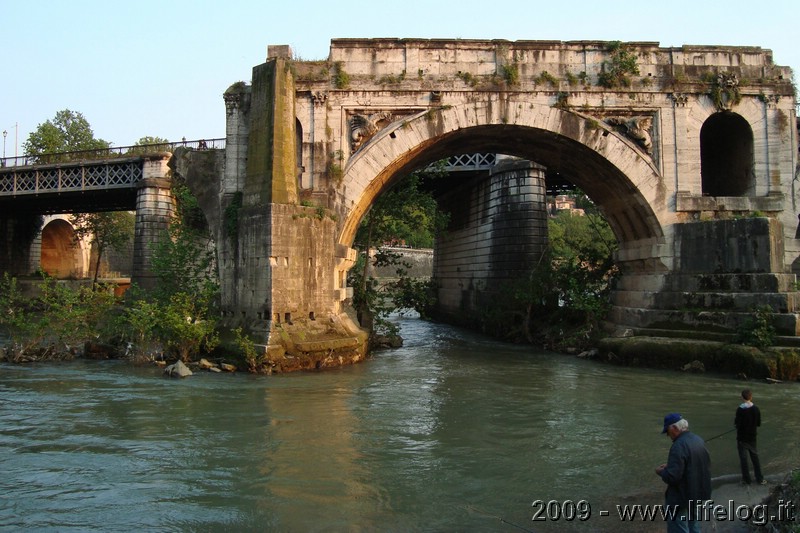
(711, 469), (799, 532)
(3, 328), (800, 384)
(595, 335), (800, 382)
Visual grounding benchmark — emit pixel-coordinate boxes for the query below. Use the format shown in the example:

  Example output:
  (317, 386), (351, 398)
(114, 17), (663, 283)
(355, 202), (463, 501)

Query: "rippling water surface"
(1, 317), (798, 532)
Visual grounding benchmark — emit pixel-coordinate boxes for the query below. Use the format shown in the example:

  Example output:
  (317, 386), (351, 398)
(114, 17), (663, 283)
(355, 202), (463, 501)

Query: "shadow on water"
(0, 315), (798, 532)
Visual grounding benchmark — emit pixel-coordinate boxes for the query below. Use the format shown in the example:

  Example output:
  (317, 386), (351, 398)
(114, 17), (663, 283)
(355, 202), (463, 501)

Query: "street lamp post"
(2, 130), (6, 159)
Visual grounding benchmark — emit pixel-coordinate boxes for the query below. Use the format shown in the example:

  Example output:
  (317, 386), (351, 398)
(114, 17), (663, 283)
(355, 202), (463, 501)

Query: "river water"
(0, 316), (798, 532)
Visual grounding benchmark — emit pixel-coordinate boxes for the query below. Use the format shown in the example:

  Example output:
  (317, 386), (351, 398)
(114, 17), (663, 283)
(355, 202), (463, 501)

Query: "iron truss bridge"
(440, 153), (497, 172)
(0, 138), (224, 213)
(432, 153), (580, 194)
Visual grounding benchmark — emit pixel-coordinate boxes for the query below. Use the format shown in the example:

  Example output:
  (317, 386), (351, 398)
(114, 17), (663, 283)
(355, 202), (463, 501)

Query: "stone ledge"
(662, 273), (797, 293)
(596, 336), (775, 377)
(608, 306), (800, 336)
(294, 336), (362, 352)
(676, 192), (784, 212)
(653, 291), (800, 313)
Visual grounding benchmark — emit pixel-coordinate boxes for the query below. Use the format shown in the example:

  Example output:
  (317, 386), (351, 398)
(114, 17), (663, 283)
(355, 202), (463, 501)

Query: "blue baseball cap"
(662, 413), (682, 433)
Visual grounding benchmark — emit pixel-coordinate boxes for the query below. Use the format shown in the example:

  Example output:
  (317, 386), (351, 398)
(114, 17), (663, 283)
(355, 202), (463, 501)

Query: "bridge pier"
(611, 217), (800, 337)
(433, 159), (549, 326)
(131, 157), (175, 289)
(0, 214), (40, 276)
(214, 51), (368, 366)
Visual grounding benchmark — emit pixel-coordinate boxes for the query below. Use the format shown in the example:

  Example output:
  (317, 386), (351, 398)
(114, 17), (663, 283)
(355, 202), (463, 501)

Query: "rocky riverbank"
(712, 468), (800, 532)
(594, 336), (800, 382)
(749, 468), (800, 531)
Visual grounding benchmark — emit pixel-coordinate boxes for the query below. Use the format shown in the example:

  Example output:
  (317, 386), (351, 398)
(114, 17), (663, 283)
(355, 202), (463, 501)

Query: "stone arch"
(338, 99), (667, 252)
(40, 217), (86, 279)
(700, 111), (755, 196)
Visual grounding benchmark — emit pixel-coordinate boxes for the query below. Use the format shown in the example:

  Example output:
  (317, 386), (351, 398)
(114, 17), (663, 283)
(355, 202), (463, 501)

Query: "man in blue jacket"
(655, 413), (712, 533)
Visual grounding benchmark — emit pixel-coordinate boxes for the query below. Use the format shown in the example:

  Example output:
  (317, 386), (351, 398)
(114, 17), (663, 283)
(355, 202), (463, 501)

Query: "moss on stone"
(597, 336), (774, 377)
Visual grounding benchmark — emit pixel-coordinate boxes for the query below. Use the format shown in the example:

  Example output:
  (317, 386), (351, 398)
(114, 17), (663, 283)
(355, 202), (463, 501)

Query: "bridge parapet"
(294, 39), (793, 96)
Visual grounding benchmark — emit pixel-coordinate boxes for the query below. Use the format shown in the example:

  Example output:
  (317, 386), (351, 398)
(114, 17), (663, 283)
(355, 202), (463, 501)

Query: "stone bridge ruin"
(177, 38), (798, 362)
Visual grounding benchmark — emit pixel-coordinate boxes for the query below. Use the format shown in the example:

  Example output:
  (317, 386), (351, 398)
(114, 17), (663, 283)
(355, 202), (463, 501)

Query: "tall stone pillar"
(222, 84), (251, 195)
(217, 84), (252, 315)
(434, 159), (548, 325)
(233, 51), (299, 332)
(230, 49), (368, 364)
(131, 156), (174, 289)
(27, 232), (42, 275)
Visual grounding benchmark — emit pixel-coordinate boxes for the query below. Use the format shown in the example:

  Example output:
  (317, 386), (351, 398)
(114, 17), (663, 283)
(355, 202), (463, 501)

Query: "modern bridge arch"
(338, 99), (667, 255)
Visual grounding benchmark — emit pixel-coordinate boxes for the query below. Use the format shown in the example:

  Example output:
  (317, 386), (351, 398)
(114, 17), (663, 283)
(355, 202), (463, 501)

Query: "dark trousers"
(737, 440), (763, 483)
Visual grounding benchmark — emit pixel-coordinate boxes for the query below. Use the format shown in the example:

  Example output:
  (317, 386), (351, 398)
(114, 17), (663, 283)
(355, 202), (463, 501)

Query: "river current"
(1, 316), (798, 532)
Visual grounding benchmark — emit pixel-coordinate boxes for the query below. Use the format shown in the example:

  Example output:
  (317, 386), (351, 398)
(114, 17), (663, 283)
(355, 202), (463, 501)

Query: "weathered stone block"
(676, 218), (784, 274)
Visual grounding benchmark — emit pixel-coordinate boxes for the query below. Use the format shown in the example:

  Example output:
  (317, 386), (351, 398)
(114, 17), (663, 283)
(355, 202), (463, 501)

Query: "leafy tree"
(350, 164), (449, 335)
(135, 136), (170, 146)
(597, 41), (640, 89)
(354, 163), (448, 251)
(150, 183), (216, 302)
(736, 306), (775, 348)
(0, 273), (48, 357)
(114, 290), (162, 363)
(23, 109), (109, 163)
(546, 205), (618, 340)
(126, 136), (171, 154)
(481, 194), (619, 348)
(71, 211), (135, 287)
(133, 181), (219, 362)
(0, 272), (117, 360)
(156, 291), (219, 363)
(548, 210), (617, 267)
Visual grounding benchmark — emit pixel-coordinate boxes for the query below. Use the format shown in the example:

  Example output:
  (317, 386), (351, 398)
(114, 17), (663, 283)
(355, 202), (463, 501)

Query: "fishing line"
(704, 428), (736, 442)
(463, 505), (537, 533)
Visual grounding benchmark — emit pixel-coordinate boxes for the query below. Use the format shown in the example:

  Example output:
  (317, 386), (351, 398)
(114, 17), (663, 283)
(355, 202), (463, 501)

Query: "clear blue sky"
(2, 0), (798, 156)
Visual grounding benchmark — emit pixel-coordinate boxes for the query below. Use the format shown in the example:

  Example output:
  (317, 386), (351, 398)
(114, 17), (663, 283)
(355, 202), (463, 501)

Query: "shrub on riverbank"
(0, 272), (118, 362)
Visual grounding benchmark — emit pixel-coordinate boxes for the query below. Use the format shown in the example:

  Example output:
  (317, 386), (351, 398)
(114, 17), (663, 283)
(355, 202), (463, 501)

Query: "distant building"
(550, 194), (585, 216)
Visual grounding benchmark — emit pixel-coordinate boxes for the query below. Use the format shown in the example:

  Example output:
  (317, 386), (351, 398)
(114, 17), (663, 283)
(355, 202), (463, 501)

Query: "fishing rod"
(463, 505), (537, 533)
(705, 428), (736, 442)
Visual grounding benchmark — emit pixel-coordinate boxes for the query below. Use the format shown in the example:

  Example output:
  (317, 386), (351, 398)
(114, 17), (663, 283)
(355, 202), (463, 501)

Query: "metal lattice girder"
(430, 153), (497, 172)
(0, 160), (142, 196)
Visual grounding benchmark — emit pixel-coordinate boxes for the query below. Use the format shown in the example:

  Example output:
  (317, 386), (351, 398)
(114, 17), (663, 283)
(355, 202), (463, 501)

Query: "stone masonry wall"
(220, 40), (798, 347)
(434, 160), (548, 322)
(131, 156), (174, 289)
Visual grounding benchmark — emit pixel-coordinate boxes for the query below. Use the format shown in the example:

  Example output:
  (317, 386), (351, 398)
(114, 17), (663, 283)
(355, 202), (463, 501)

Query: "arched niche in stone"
(700, 111), (755, 197)
(295, 118), (304, 189)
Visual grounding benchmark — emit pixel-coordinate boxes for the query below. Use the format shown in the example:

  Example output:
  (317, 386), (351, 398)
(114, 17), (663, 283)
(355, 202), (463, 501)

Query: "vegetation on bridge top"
(285, 39), (794, 98)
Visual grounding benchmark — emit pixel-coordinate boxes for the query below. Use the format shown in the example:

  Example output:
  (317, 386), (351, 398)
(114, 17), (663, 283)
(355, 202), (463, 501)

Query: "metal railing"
(443, 153), (497, 171)
(0, 160), (144, 196)
(0, 138), (225, 169)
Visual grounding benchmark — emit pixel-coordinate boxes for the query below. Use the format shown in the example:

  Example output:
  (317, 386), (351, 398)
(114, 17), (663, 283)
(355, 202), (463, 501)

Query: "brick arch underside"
(338, 104), (665, 252)
(41, 218), (81, 279)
